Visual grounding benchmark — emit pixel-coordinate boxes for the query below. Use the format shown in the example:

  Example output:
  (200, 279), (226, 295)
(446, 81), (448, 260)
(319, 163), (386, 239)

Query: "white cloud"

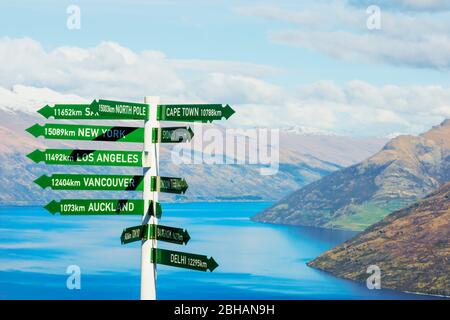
(349, 0), (450, 11)
(236, 2), (450, 70)
(0, 37), (282, 104)
(291, 80), (450, 134)
(193, 73), (285, 105)
(0, 37), (448, 136)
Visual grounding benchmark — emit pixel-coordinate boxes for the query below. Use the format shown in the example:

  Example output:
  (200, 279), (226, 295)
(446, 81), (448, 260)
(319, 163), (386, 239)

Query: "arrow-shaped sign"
(95, 99), (149, 120)
(45, 199), (161, 217)
(26, 123), (144, 143)
(157, 104), (235, 123)
(34, 174), (145, 191)
(121, 225), (147, 244)
(152, 127), (194, 143)
(149, 224), (190, 245)
(151, 176), (188, 194)
(120, 224), (190, 245)
(37, 100), (149, 120)
(27, 149), (143, 167)
(37, 104), (94, 119)
(151, 248), (218, 272)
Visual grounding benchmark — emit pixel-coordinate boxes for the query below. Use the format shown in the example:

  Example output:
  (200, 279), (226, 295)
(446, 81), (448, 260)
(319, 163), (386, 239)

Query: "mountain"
(308, 183), (450, 297)
(279, 129), (388, 167)
(253, 119), (450, 230)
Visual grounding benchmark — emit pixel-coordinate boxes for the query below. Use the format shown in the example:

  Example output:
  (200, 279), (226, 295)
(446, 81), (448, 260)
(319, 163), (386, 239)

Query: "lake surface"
(0, 203), (432, 299)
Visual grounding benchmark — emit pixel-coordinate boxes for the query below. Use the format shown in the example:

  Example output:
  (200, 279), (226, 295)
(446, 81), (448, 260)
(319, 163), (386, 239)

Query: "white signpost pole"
(140, 96), (160, 300)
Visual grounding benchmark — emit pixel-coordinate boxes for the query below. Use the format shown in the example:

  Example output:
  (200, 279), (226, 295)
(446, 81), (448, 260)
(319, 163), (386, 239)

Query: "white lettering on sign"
(83, 177), (137, 188)
(99, 103), (147, 117)
(170, 253), (187, 265)
(87, 201), (135, 212)
(182, 107), (199, 117)
(95, 153), (139, 164)
(45, 152), (94, 163)
(52, 178), (81, 188)
(166, 107), (181, 117)
(78, 127), (99, 138)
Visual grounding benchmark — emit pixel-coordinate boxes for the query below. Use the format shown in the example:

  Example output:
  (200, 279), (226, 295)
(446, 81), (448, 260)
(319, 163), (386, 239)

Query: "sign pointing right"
(151, 176), (188, 194)
(151, 248), (218, 272)
(157, 104), (235, 123)
(152, 127), (194, 143)
(149, 224), (190, 245)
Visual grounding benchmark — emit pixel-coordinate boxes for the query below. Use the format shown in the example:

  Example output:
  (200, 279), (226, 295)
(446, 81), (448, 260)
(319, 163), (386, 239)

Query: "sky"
(0, 0), (449, 136)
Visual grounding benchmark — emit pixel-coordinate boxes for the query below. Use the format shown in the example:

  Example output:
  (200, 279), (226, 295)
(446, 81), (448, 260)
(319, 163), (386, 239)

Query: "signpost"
(26, 123), (144, 143)
(157, 104), (235, 123)
(34, 174), (144, 191)
(152, 127), (194, 143)
(44, 199), (147, 215)
(37, 99), (149, 120)
(149, 224), (190, 245)
(27, 149), (143, 167)
(151, 248), (218, 272)
(37, 103), (98, 120)
(27, 96), (235, 300)
(151, 176), (189, 194)
(121, 225), (147, 244)
(120, 224), (190, 245)
(141, 96), (159, 300)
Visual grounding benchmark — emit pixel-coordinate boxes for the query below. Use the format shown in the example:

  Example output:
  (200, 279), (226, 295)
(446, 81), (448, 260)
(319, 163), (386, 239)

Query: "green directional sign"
(121, 225), (147, 244)
(151, 176), (188, 194)
(121, 224), (190, 245)
(44, 199), (146, 215)
(26, 123), (144, 143)
(96, 99), (149, 120)
(37, 103), (98, 120)
(157, 104), (235, 123)
(152, 127), (194, 143)
(34, 174), (144, 191)
(37, 100), (148, 120)
(149, 224), (190, 245)
(27, 149), (142, 167)
(151, 248), (218, 272)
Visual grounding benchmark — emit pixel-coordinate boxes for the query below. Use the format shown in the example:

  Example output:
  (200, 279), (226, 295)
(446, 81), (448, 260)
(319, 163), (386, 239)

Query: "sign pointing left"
(37, 99), (149, 120)
(26, 123), (144, 143)
(45, 199), (147, 215)
(27, 149), (143, 167)
(121, 225), (147, 244)
(33, 174), (145, 191)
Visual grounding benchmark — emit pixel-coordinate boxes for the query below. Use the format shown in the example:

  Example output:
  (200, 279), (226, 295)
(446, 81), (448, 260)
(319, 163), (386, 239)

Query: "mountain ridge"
(252, 119), (450, 230)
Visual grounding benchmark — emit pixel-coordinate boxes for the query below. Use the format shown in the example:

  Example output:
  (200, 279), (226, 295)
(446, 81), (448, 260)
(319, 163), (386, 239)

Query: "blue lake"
(0, 203), (432, 300)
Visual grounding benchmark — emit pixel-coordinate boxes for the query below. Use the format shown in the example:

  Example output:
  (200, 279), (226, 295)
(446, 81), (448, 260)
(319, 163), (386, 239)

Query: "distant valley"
(0, 108), (386, 205)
